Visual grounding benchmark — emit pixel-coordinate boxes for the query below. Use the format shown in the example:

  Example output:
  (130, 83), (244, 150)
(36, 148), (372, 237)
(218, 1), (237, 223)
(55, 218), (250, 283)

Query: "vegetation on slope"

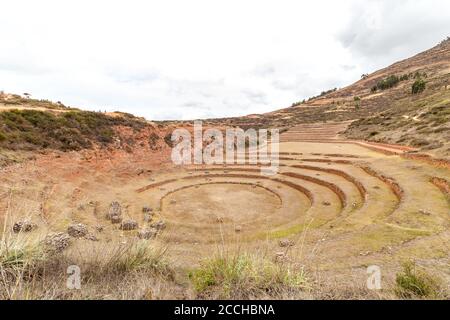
(0, 109), (147, 151)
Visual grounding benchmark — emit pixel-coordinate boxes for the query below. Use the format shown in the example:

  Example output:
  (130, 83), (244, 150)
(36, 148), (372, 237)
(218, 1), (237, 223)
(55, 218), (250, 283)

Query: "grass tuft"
(189, 251), (309, 299)
(395, 261), (441, 299)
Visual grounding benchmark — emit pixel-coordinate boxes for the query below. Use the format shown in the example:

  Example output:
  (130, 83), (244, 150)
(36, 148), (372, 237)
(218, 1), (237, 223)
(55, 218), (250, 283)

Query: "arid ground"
(1, 120), (448, 299)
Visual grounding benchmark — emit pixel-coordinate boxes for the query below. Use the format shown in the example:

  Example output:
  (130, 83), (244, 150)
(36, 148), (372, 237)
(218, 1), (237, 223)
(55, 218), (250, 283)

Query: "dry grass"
(395, 261), (444, 299)
(188, 246), (310, 299)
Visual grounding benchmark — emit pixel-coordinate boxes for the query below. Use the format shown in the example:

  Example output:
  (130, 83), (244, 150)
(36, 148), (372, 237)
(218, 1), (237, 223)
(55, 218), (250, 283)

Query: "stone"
(419, 209), (431, 216)
(274, 251), (287, 263)
(106, 201), (122, 220)
(142, 206), (153, 213)
(216, 217), (224, 223)
(95, 225), (104, 233)
(119, 220), (139, 231)
(44, 232), (71, 252)
(322, 201), (331, 206)
(144, 213), (152, 223)
(67, 223), (88, 238)
(111, 215), (122, 224)
(151, 220), (166, 230)
(138, 228), (157, 240)
(235, 225), (242, 232)
(279, 239), (294, 247)
(85, 233), (99, 241)
(13, 221), (37, 233)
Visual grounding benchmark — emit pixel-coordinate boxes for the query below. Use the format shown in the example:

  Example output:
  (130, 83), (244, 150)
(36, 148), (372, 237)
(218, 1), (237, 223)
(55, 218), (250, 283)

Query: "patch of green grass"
(395, 261), (441, 298)
(189, 253), (308, 298)
(356, 224), (431, 252)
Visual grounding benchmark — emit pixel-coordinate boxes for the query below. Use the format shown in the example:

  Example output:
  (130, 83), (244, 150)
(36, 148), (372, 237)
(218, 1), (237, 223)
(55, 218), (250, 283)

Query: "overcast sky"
(1, 0), (449, 120)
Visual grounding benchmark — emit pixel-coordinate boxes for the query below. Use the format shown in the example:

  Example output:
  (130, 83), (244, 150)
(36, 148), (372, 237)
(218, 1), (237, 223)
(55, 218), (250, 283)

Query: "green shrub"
(0, 109), (147, 151)
(376, 75), (400, 90)
(412, 79), (426, 94)
(395, 261), (440, 298)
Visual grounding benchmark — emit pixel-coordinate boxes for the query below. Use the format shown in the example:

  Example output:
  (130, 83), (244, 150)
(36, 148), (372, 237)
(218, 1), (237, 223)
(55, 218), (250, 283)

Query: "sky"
(0, 0), (449, 120)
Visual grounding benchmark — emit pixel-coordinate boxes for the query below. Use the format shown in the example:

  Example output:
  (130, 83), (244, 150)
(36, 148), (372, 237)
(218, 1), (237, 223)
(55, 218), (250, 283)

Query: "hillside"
(204, 37), (450, 157)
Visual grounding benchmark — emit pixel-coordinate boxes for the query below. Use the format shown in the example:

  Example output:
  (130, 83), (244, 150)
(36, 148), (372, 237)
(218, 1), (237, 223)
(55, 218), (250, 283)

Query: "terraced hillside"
(2, 131), (449, 298)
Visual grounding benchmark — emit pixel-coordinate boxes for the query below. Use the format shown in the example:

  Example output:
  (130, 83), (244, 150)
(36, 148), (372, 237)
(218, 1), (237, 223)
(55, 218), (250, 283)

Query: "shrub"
(395, 261), (440, 298)
(412, 79), (426, 94)
(164, 133), (173, 147)
(0, 109), (147, 151)
(376, 75), (400, 90)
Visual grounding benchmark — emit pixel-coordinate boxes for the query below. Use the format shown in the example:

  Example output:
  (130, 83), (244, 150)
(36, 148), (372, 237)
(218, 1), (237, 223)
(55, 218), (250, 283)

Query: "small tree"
(354, 96), (361, 108)
(412, 79), (426, 94)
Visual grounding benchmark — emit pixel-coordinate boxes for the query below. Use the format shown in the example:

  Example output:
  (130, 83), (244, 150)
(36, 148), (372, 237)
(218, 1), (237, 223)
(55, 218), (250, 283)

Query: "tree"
(412, 79), (426, 94)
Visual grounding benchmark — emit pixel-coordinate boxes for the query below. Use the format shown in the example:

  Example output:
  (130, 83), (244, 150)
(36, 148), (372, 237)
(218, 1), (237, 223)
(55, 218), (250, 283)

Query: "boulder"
(151, 220), (166, 231)
(142, 206), (153, 213)
(67, 223), (88, 238)
(279, 239), (294, 247)
(111, 215), (122, 224)
(106, 201), (122, 220)
(13, 221), (37, 233)
(119, 220), (139, 231)
(85, 233), (99, 241)
(235, 225), (242, 232)
(138, 228), (157, 240)
(274, 251), (287, 263)
(44, 232), (71, 252)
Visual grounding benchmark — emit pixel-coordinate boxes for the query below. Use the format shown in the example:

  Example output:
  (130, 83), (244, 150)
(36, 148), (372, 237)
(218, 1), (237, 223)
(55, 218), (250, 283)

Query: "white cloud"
(0, 0), (449, 120)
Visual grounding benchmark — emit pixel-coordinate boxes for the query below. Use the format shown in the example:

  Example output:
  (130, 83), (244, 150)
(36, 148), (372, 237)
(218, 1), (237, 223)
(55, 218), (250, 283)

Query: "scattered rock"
(111, 215), (122, 224)
(359, 251), (371, 256)
(235, 225), (242, 232)
(216, 217), (224, 223)
(119, 220), (139, 231)
(13, 221), (37, 233)
(142, 206), (153, 213)
(274, 251), (287, 263)
(144, 213), (152, 223)
(85, 233), (99, 241)
(106, 201), (122, 221)
(279, 239), (294, 247)
(151, 220), (166, 231)
(138, 228), (157, 240)
(419, 209), (431, 216)
(44, 232), (71, 252)
(95, 225), (104, 233)
(67, 223), (88, 238)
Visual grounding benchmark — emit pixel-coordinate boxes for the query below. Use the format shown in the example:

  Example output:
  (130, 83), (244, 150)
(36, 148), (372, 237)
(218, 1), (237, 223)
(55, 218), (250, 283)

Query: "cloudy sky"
(1, 0), (449, 120)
